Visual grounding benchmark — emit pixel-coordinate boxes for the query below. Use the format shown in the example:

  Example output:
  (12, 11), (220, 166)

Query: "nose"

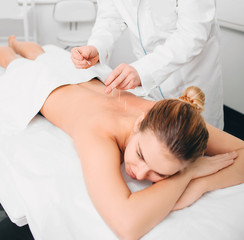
(135, 164), (149, 181)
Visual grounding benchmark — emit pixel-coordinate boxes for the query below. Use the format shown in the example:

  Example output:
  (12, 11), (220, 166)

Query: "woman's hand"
(173, 152), (238, 211)
(188, 151), (238, 179)
(71, 46), (99, 69)
(104, 63), (141, 94)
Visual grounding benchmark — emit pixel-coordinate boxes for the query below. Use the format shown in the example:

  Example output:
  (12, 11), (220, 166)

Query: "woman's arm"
(202, 123), (244, 190)
(174, 124), (244, 210)
(73, 126), (234, 240)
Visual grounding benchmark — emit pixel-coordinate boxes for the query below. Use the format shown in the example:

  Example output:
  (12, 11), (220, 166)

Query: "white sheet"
(1, 115), (244, 240)
(1, 46), (244, 240)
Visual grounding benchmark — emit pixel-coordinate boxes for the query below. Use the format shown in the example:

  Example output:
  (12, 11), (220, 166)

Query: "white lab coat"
(88, 0), (223, 129)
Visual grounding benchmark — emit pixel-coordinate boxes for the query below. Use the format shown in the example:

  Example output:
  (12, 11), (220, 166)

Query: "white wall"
(216, 0), (244, 114)
(219, 27), (244, 114)
(0, 0), (97, 46)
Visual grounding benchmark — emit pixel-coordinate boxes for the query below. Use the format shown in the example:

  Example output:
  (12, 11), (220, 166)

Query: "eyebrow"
(138, 142), (168, 178)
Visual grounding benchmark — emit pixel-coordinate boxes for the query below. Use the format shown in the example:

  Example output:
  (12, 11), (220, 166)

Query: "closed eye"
(137, 143), (145, 161)
(136, 150), (141, 159)
(157, 171), (179, 179)
(157, 173), (169, 179)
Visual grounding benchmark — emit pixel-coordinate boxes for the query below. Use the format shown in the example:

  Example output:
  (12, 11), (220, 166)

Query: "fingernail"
(104, 88), (109, 94)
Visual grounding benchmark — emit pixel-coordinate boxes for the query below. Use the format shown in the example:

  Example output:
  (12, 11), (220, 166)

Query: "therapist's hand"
(104, 63), (141, 94)
(71, 46), (99, 69)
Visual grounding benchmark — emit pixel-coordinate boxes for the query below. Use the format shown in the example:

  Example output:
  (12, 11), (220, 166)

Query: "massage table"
(0, 46), (244, 240)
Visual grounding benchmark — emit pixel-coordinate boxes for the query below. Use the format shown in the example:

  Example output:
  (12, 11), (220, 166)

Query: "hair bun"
(179, 86), (205, 113)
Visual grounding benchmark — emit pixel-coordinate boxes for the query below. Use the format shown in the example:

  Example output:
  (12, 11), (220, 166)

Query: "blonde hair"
(179, 86), (205, 113)
(139, 86), (208, 162)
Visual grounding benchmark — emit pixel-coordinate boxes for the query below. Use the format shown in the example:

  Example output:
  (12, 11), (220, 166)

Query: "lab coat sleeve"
(87, 0), (127, 64)
(130, 0), (217, 95)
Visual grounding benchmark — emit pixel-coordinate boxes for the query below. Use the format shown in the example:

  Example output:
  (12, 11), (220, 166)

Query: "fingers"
(104, 64), (141, 94)
(71, 47), (93, 69)
(211, 151), (238, 162)
(104, 66), (123, 94)
(217, 157), (234, 169)
(105, 72), (132, 94)
(191, 151), (238, 179)
(212, 151), (238, 169)
(71, 58), (92, 69)
(207, 151), (238, 175)
(71, 47), (83, 61)
(116, 76), (138, 90)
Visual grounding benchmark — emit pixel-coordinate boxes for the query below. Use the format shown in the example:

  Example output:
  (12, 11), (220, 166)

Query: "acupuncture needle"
(75, 49), (91, 65)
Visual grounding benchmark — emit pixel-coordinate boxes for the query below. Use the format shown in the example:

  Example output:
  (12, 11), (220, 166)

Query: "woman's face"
(124, 130), (188, 182)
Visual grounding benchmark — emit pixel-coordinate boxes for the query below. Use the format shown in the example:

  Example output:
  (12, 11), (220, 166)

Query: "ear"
(133, 113), (145, 133)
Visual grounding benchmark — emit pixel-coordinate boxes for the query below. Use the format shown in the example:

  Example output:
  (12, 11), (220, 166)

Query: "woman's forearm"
(202, 148), (244, 193)
(204, 124), (244, 193)
(122, 171), (193, 239)
(173, 149), (244, 211)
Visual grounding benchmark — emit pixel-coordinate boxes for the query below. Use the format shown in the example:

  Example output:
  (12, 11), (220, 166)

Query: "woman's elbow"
(114, 223), (139, 240)
(116, 229), (141, 240)
(113, 216), (144, 240)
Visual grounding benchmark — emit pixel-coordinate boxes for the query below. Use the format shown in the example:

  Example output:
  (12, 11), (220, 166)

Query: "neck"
(115, 95), (156, 153)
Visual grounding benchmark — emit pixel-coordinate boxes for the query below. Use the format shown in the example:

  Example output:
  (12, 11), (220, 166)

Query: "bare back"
(40, 79), (152, 150)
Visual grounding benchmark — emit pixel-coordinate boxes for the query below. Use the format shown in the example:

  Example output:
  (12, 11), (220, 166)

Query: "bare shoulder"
(206, 123), (244, 155)
(72, 127), (131, 220)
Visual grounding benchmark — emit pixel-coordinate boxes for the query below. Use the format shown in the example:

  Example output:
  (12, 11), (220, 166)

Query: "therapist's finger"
(71, 55), (84, 68)
(79, 61), (92, 69)
(71, 48), (83, 61)
(117, 81), (132, 91)
(104, 65), (125, 86)
(73, 59), (91, 69)
(72, 58), (85, 69)
(105, 72), (127, 94)
(72, 57), (82, 66)
(124, 80), (137, 90)
(116, 77), (131, 89)
(116, 75), (139, 90)
(124, 77), (139, 90)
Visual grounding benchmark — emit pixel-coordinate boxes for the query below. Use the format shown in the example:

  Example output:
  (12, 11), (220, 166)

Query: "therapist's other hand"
(71, 46), (99, 69)
(104, 63), (141, 94)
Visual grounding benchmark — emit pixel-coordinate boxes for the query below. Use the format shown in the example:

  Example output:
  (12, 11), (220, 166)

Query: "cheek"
(124, 148), (129, 163)
(124, 140), (137, 164)
(124, 145), (134, 164)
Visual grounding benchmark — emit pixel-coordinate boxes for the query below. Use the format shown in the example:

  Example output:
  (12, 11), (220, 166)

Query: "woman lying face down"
(1, 37), (244, 240)
(124, 87), (208, 183)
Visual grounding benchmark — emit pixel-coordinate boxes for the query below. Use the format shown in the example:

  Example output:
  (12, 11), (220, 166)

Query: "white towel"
(0, 45), (112, 135)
